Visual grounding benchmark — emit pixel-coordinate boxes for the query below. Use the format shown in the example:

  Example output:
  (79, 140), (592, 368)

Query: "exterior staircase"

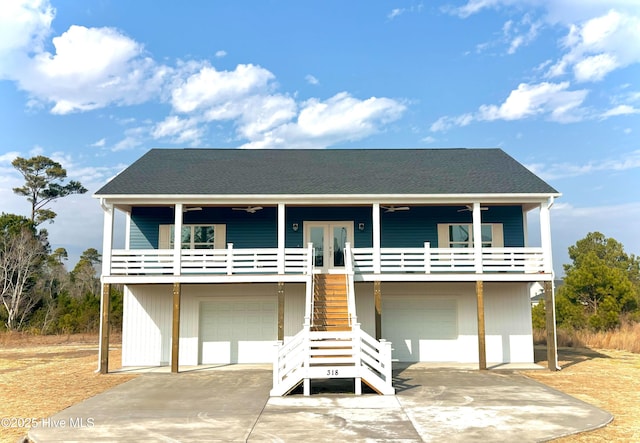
(312, 274), (351, 331)
(270, 243), (394, 397)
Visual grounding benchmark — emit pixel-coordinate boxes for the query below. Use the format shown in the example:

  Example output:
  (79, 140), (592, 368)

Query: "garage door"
(382, 297), (457, 362)
(199, 298), (277, 364)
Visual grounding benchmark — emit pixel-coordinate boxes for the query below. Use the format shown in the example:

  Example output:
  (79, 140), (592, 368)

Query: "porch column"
(173, 203), (183, 276)
(374, 281), (382, 340)
(372, 203), (381, 273)
(472, 202), (483, 274)
(171, 282), (181, 373)
(540, 198), (554, 274)
(277, 282), (285, 341)
(277, 203), (285, 274)
(476, 281), (487, 370)
(544, 281), (559, 371)
(124, 210), (131, 249)
(99, 283), (111, 374)
(100, 200), (114, 279)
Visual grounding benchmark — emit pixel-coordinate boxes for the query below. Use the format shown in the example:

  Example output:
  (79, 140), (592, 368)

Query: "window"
(159, 224), (226, 249)
(438, 223), (503, 248)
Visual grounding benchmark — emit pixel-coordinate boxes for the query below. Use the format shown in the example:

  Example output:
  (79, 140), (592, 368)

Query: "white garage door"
(382, 296), (458, 362)
(199, 298), (277, 364)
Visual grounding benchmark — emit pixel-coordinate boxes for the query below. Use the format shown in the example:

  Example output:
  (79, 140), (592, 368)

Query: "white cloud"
(241, 92), (406, 149)
(305, 74), (319, 85)
(0, 0), (54, 74)
(526, 149), (640, 181)
(546, 10), (640, 83)
(431, 82), (588, 131)
(171, 63), (275, 113)
(1, 1), (171, 114)
(215, 50), (227, 58)
(601, 104), (640, 118)
(91, 138), (106, 147)
(451, 2), (640, 82)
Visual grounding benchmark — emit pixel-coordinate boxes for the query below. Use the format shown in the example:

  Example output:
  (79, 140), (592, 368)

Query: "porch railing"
(108, 244), (546, 276)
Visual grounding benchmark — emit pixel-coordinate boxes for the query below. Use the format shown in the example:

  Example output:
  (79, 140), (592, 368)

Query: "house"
(94, 148), (561, 395)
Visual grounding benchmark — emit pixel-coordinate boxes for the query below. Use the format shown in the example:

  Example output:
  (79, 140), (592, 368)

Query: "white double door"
(304, 221), (354, 273)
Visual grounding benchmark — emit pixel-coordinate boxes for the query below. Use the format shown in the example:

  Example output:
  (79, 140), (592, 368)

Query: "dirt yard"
(0, 333), (136, 443)
(0, 334), (638, 442)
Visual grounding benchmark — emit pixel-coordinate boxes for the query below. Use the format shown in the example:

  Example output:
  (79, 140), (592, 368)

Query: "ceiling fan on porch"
(381, 205), (410, 213)
(232, 206), (263, 213)
(457, 205), (488, 212)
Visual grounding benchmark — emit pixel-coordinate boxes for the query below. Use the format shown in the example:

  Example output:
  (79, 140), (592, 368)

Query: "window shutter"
(437, 224), (449, 248)
(492, 224), (504, 247)
(158, 225), (171, 249)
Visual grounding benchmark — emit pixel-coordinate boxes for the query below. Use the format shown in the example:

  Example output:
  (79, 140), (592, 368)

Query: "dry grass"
(0, 333), (136, 443)
(534, 321), (640, 354)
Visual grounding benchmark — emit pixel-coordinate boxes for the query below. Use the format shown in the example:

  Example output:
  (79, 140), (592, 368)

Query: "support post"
(374, 281), (382, 340)
(171, 282), (181, 373)
(476, 281), (487, 370)
(372, 203), (381, 274)
(277, 282), (285, 341)
(173, 203), (183, 276)
(99, 283), (111, 374)
(544, 280), (559, 371)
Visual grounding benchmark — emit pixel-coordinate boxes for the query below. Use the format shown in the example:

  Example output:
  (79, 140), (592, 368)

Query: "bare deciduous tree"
(0, 226), (47, 330)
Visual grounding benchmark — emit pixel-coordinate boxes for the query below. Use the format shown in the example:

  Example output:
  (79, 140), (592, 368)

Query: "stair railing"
(304, 242), (315, 327)
(344, 242), (357, 326)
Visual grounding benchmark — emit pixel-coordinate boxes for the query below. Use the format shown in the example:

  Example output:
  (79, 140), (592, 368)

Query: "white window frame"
(159, 224), (226, 249)
(437, 223), (503, 248)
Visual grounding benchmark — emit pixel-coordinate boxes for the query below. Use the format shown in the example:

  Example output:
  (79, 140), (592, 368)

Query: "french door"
(304, 222), (354, 273)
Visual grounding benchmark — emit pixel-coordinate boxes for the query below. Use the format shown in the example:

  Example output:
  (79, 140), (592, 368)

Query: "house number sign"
(326, 369), (339, 376)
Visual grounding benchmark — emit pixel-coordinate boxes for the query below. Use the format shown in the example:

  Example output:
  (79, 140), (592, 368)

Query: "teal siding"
(129, 205), (524, 249)
(381, 205), (524, 247)
(130, 207), (173, 249)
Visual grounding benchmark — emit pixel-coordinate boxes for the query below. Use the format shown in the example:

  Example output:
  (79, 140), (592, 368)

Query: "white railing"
(344, 243), (357, 326)
(352, 244), (545, 274)
(109, 245), (546, 276)
(270, 326), (394, 397)
(109, 245), (313, 276)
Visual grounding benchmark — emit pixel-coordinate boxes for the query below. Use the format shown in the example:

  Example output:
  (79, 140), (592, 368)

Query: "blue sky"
(1, 0), (639, 275)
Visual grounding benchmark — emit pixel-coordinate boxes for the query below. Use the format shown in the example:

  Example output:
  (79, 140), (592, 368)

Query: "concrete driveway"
(28, 364), (612, 442)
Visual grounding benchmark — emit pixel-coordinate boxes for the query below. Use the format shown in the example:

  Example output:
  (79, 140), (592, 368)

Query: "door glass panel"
(310, 227), (324, 267)
(333, 226), (347, 267)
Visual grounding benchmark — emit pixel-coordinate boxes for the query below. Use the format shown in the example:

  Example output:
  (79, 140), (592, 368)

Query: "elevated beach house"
(94, 148), (560, 395)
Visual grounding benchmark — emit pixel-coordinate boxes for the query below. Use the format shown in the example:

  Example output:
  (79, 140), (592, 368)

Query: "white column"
(372, 203), (381, 273)
(278, 203), (285, 274)
(100, 200), (114, 278)
(173, 203), (183, 276)
(540, 197), (554, 274)
(472, 202), (483, 273)
(97, 200), (114, 372)
(124, 210), (131, 250)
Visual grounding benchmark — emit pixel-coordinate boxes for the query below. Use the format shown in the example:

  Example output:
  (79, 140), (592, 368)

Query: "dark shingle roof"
(95, 148), (559, 196)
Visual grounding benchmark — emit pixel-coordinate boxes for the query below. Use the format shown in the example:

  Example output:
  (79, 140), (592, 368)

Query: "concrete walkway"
(28, 365), (612, 442)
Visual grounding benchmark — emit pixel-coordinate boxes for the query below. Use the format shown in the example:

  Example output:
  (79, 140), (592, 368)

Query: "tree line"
(533, 231), (640, 332)
(1, 156), (122, 333)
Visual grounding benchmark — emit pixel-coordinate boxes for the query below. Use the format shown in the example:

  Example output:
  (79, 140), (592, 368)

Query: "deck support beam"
(374, 281), (382, 340)
(171, 282), (181, 373)
(99, 283), (111, 374)
(476, 280), (487, 370)
(277, 282), (285, 341)
(544, 280), (559, 371)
